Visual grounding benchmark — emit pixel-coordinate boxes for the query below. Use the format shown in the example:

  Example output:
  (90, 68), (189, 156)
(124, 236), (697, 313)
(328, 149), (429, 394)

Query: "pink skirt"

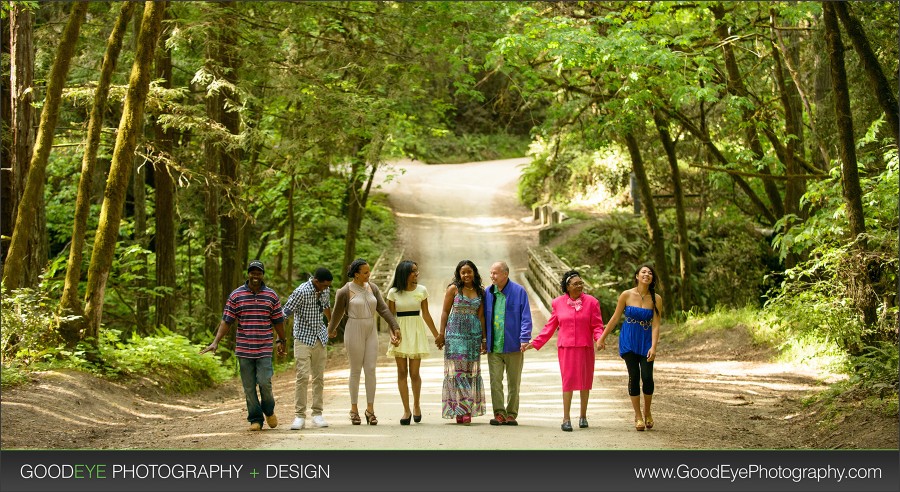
(558, 346), (595, 391)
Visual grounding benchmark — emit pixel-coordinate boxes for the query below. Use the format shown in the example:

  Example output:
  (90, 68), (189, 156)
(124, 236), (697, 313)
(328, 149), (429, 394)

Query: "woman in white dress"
(386, 260), (440, 425)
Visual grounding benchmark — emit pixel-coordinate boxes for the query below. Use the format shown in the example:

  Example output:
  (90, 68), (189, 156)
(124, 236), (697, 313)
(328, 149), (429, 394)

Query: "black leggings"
(622, 352), (654, 397)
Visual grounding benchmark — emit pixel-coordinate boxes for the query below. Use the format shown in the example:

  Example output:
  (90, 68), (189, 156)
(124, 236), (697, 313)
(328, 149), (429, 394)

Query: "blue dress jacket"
(483, 279), (533, 353)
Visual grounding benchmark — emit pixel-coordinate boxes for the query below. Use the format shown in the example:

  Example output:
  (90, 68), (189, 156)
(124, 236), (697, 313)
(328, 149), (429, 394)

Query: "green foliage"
(1, 287), (69, 365)
(98, 329), (233, 393)
(413, 132), (530, 164)
(551, 210), (773, 315)
(518, 134), (630, 208)
(690, 213), (773, 310)
(769, 135), (898, 354)
(846, 342), (900, 397)
(1, 287), (230, 393)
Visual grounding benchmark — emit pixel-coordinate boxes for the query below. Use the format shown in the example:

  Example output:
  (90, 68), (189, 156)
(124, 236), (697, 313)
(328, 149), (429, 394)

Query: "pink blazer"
(532, 294), (604, 350)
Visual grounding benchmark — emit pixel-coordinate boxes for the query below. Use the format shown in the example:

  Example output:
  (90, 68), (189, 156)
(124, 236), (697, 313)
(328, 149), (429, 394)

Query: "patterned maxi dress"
(441, 292), (486, 418)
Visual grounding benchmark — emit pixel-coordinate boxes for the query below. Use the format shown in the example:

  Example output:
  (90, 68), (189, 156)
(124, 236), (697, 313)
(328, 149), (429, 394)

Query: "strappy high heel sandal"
(645, 416), (654, 429)
(635, 418), (646, 431)
(349, 411), (361, 425)
(365, 409), (378, 425)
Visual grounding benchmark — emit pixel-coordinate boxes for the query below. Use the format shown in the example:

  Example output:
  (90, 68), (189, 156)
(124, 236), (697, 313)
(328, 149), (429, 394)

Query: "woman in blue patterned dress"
(435, 260), (487, 425)
(598, 264), (662, 431)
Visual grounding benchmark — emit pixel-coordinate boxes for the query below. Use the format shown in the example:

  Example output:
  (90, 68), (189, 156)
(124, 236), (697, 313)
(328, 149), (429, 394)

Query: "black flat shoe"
(579, 417), (588, 428)
(561, 420), (573, 432)
(413, 414), (422, 423)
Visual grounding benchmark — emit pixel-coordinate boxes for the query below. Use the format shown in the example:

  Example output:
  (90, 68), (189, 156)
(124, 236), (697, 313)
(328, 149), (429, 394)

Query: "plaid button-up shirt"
(282, 278), (330, 347)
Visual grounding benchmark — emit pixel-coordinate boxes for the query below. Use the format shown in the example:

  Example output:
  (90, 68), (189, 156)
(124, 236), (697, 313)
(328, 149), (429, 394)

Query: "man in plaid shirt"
(282, 267), (334, 430)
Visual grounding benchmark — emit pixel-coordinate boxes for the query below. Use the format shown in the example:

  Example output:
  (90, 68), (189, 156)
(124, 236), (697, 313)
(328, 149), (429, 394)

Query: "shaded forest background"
(0, 1), (896, 407)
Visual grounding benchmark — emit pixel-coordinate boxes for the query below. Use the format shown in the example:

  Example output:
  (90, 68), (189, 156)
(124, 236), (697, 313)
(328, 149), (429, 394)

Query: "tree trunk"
(823, 2), (875, 330)
(771, 9), (830, 172)
(823, 3), (867, 244)
(711, 5), (784, 219)
(59, 2), (135, 339)
(771, 28), (806, 269)
(623, 132), (673, 315)
(341, 140), (371, 284)
(2, 5), (34, 268)
(203, 97), (221, 328)
(341, 157), (365, 286)
(652, 110), (692, 311)
(82, 0), (167, 344)
(287, 176), (295, 284)
(834, 2), (900, 146)
(153, 10), (177, 331)
(214, 1), (242, 353)
(3, 1), (88, 289)
(133, 153), (150, 335)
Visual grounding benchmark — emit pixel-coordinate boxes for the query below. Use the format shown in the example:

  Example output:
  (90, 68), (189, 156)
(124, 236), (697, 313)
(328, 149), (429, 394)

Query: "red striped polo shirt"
(222, 282), (285, 359)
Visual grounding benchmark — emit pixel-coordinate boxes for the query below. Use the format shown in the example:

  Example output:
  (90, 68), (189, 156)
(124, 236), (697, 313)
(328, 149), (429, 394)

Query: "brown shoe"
(249, 422), (262, 431)
(504, 417), (518, 426)
(265, 413), (278, 428)
(489, 413), (507, 426)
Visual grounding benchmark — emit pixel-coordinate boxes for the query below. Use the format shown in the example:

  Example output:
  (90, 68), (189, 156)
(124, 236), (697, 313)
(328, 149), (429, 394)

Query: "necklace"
(635, 288), (649, 307)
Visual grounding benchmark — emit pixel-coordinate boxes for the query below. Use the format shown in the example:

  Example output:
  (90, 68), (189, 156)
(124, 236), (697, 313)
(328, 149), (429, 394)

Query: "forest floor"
(2, 320), (897, 451)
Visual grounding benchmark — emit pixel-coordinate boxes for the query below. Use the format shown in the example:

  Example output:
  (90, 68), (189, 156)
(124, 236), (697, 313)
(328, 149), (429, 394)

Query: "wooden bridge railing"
(370, 248), (404, 331)
(525, 246), (592, 311)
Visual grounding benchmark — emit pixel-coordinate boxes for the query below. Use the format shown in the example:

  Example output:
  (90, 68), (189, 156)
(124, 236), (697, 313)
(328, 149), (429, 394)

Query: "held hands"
(390, 330), (402, 347)
(435, 333), (445, 350)
(596, 339), (606, 351)
(521, 341), (534, 352)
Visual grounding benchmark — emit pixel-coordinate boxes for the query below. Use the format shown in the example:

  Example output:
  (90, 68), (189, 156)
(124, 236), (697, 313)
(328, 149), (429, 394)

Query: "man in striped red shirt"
(201, 260), (287, 431)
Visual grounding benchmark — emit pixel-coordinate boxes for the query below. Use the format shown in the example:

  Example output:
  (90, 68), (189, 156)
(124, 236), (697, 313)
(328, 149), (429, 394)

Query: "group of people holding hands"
(201, 257), (661, 434)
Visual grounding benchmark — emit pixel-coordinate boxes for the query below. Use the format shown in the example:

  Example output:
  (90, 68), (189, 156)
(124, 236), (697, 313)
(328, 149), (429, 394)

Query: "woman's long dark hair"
(634, 264), (661, 316)
(560, 270), (581, 294)
(391, 260), (417, 292)
(451, 259), (484, 299)
(347, 258), (368, 279)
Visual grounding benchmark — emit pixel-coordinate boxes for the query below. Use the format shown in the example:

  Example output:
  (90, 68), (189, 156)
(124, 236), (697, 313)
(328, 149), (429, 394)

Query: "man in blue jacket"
(484, 261), (533, 426)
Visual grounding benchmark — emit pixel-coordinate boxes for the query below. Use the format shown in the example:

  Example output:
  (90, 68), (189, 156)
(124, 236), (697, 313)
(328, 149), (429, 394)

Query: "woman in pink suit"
(524, 270), (604, 432)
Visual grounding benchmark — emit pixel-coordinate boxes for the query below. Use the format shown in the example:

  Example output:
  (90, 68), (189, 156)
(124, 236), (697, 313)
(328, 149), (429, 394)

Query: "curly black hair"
(560, 270), (581, 294)
(451, 260), (484, 299)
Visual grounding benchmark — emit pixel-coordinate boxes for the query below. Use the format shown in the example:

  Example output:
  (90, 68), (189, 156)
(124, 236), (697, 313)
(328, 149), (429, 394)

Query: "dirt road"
(7, 158), (887, 452)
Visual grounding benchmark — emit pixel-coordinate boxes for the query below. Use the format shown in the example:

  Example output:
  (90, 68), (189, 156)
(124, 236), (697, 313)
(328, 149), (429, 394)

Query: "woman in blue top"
(598, 264), (661, 432)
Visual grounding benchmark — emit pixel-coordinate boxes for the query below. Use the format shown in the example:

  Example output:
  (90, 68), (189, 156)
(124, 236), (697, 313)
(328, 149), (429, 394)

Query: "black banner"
(1, 450), (897, 492)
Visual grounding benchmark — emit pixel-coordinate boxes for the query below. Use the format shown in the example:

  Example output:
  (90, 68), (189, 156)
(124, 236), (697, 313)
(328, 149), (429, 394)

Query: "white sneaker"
(311, 415), (329, 428)
(290, 417), (305, 430)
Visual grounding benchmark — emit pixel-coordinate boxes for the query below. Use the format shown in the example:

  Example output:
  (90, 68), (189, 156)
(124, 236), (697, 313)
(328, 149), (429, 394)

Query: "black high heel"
(413, 414), (422, 423)
(400, 413), (411, 425)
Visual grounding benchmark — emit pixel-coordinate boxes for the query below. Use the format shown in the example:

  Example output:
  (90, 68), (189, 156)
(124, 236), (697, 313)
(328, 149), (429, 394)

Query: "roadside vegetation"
(1, 1), (895, 429)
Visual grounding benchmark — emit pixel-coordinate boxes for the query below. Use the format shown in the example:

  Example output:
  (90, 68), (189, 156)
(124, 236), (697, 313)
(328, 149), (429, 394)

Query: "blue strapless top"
(619, 305), (654, 357)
